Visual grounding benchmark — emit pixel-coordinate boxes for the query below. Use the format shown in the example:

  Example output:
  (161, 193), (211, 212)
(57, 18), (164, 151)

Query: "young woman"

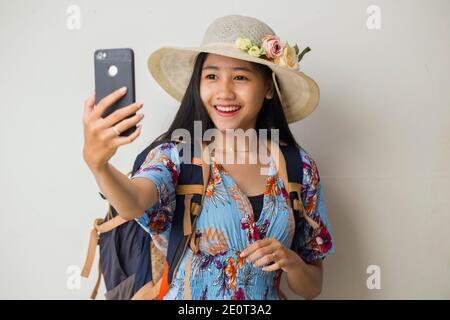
(82, 15), (335, 300)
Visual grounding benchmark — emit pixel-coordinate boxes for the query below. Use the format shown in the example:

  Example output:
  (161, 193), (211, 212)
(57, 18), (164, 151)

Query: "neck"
(214, 130), (259, 154)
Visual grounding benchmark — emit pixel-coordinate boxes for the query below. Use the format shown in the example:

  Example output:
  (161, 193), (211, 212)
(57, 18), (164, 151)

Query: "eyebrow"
(202, 66), (254, 72)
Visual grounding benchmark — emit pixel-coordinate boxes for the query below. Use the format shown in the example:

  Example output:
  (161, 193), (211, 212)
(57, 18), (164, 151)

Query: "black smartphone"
(94, 48), (136, 137)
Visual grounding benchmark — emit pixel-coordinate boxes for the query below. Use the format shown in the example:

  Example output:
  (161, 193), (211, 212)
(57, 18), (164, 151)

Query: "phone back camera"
(108, 65), (118, 77)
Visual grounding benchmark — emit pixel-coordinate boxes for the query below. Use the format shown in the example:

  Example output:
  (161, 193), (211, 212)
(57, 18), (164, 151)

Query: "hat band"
(272, 71), (284, 107)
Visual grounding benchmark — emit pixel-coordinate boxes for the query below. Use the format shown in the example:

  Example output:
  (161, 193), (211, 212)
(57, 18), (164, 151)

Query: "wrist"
(89, 162), (110, 175)
(284, 249), (305, 273)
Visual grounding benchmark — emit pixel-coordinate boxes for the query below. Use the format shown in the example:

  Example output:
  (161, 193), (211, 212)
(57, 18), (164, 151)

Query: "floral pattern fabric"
(130, 142), (335, 300)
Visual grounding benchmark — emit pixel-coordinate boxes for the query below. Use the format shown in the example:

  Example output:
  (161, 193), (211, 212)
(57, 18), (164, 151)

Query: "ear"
(265, 78), (274, 100)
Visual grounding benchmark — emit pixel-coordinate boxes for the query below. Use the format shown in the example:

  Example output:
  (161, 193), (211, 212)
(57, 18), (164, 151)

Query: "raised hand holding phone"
(82, 87), (144, 173)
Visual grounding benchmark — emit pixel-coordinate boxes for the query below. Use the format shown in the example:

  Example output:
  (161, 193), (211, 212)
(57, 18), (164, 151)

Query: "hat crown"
(200, 15), (276, 48)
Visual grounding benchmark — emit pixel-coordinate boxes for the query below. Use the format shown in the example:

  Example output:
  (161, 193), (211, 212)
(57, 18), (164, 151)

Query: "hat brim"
(147, 43), (320, 123)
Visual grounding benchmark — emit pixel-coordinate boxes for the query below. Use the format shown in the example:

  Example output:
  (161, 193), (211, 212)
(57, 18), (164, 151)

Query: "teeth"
(215, 105), (241, 112)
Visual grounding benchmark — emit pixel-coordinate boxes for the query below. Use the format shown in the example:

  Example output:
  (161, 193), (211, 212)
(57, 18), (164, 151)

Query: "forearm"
(90, 163), (143, 220)
(285, 253), (323, 299)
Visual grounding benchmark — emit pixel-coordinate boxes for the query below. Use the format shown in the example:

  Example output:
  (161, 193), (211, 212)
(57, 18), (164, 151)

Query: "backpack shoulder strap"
(265, 141), (298, 207)
(280, 144), (321, 227)
(157, 141), (211, 300)
(172, 141), (210, 237)
(279, 144), (305, 215)
(267, 141), (311, 216)
(182, 142), (211, 300)
(266, 141), (306, 300)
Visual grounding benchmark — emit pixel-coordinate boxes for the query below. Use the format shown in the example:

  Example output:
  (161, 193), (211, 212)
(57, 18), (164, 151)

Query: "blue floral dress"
(130, 142), (335, 300)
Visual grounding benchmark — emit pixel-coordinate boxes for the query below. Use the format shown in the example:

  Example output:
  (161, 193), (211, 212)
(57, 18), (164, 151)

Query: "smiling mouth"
(214, 105), (242, 116)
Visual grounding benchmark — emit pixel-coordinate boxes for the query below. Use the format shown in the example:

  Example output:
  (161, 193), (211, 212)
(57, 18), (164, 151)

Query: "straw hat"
(147, 14), (320, 123)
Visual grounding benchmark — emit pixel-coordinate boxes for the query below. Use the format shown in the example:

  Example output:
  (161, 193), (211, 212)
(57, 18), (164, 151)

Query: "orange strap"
(89, 260), (102, 300)
(81, 215), (129, 278)
(96, 215), (129, 233)
(184, 250), (194, 300)
(189, 230), (200, 254)
(156, 261), (170, 300)
(81, 218), (103, 278)
(200, 143), (211, 203)
(191, 202), (202, 216)
(176, 184), (204, 195)
(192, 156), (203, 166)
(183, 194), (194, 236)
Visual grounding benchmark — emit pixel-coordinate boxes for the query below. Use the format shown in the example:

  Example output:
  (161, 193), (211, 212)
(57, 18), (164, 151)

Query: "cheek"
(199, 84), (213, 106)
(199, 86), (208, 109)
(241, 91), (265, 115)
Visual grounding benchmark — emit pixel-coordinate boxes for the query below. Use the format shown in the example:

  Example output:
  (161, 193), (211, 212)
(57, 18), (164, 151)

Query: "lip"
(214, 105), (241, 118)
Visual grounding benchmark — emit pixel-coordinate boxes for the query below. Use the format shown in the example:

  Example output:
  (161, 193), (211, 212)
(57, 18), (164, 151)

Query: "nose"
(216, 78), (236, 101)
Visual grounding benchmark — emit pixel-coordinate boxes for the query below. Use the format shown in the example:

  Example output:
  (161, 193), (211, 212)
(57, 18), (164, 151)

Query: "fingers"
(240, 238), (272, 258)
(250, 249), (288, 272)
(252, 253), (272, 268)
(104, 112), (145, 140)
(240, 238), (285, 271)
(83, 91), (96, 123)
(249, 246), (281, 267)
(113, 124), (142, 147)
(92, 86), (128, 119)
(261, 259), (286, 272)
(102, 102), (144, 129)
(82, 88), (142, 170)
(246, 245), (272, 263)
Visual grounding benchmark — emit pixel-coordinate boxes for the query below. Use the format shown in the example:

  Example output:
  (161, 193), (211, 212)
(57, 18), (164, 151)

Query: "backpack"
(81, 140), (308, 300)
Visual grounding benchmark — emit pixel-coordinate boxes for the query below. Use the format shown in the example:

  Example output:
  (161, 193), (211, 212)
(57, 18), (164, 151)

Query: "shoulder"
(135, 141), (181, 177)
(143, 141), (180, 164)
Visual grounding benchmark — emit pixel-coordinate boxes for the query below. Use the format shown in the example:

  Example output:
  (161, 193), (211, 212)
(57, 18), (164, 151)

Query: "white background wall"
(0, 0), (448, 299)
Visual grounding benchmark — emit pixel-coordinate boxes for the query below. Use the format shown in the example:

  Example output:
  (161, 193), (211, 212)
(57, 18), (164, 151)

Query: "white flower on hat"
(247, 45), (265, 57)
(235, 37), (253, 51)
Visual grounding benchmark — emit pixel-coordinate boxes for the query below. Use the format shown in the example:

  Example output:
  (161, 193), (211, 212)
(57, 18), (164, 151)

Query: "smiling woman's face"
(199, 53), (274, 133)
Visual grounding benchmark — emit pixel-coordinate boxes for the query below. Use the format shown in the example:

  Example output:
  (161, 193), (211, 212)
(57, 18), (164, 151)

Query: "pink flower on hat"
(261, 35), (283, 59)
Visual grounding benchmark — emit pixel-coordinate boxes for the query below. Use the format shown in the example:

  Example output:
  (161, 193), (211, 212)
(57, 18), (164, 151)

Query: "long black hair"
(146, 52), (301, 151)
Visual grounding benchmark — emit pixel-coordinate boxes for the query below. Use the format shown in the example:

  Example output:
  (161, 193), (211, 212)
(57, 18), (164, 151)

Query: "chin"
(214, 122), (241, 132)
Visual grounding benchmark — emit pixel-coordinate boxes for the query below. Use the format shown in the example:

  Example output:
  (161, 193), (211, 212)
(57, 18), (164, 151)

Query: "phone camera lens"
(96, 51), (107, 60)
(108, 65), (118, 77)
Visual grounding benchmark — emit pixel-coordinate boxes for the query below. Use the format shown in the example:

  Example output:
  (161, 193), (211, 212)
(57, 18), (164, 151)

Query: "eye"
(204, 74), (248, 81)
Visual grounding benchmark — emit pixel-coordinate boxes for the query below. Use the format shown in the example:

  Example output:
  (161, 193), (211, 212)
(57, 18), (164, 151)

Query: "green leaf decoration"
(297, 46), (311, 62)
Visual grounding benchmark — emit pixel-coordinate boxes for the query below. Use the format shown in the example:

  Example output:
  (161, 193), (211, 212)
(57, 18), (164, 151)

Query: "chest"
(218, 162), (268, 197)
